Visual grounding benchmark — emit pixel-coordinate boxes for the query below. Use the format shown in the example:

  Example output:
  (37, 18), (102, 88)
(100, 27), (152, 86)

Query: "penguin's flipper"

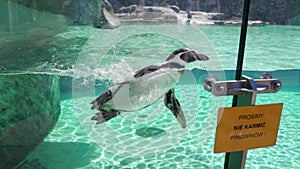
(164, 89), (186, 129)
(91, 109), (121, 124)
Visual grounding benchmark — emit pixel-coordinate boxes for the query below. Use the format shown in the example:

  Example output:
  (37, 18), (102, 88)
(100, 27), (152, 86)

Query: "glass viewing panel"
(0, 0), (299, 168)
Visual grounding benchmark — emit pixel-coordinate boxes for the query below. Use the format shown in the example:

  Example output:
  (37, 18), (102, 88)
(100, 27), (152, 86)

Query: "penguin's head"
(166, 48), (209, 65)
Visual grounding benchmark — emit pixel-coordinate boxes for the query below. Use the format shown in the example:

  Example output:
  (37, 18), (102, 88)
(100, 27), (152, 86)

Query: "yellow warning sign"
(214, 103), (283, 153)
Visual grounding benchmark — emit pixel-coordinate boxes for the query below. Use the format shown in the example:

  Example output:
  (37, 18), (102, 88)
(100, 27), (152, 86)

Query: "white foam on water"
(73, 59), (135, 84)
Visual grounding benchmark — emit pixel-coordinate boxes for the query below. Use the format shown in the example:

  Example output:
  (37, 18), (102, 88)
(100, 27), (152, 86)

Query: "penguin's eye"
(180, 52), (195, 62)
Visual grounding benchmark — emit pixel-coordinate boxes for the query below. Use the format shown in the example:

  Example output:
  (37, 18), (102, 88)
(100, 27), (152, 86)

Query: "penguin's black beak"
(194, 52), (209, 61)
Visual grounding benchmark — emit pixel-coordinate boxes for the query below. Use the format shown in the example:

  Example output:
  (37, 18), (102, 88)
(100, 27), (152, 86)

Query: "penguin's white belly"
(105, 70), (182, 111)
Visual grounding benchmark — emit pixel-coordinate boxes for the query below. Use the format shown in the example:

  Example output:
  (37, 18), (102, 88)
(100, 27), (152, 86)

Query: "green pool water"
(4, 24), (300, 168)
(20, 82), (300, 169)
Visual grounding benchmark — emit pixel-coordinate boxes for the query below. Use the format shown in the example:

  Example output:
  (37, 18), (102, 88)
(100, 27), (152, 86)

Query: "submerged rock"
(0, 74), (60, 168)
(10, 0), (120, 29)
(62, 0), (120, 28)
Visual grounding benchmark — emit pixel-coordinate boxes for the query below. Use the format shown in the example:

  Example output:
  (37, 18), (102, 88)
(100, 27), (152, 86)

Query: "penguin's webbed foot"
(90, 90), (112, 110)
(91, 110), (121, 125)
(91, 112), (106, 124)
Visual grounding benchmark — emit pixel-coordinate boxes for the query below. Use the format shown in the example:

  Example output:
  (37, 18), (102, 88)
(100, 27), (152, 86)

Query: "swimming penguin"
(90, 48), (209, 128)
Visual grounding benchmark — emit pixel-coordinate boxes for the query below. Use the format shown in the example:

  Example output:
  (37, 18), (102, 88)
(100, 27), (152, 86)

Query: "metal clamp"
(203, 73), (282, 96)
